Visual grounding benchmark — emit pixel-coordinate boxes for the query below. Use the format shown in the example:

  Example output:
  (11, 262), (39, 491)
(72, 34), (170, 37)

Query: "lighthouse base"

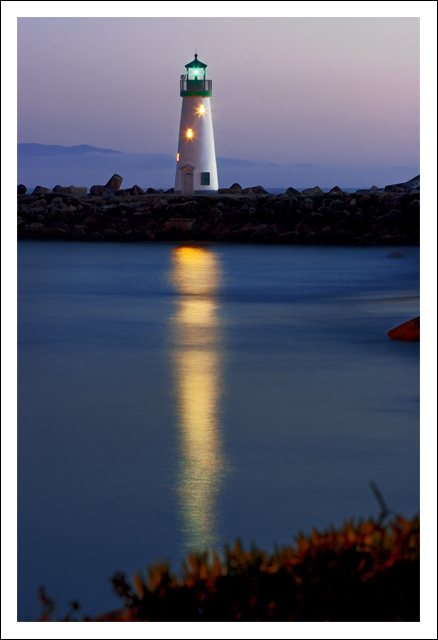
(174, 190), (218, 195)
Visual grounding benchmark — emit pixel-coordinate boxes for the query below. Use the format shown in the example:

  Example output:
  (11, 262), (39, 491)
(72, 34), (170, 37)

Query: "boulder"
(105, 174), (123, 192)
(229, 183), (242, 193)
(32, 186), (52, 194)
(384, 175), (420, 192)
(407, 199), (420, 214)
(302, 186), (325, 198)
(329, 199), (345, 211)
(375, 210), (402, 225)
(25, 222), (45, 232)
(130, 185), (145, 196)
(72, 224), (86, 238)
(328, 186), (344, 196)
(90, 185), (112, 197)
(87, 232), (104, 241)
(17, 184), (27, 194)
(71, 187), (87, 198)
(300, 197), (314, 211)
(103, 229), (119, 239)
(53, 185), (87, 197)
(285, 187), (301, 196)
(387, 316), (420, 342)
(53, 185), (72, 194)
(250, 185), (269, 194)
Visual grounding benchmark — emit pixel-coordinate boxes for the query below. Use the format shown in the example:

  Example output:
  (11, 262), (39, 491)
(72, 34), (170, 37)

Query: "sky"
(16, 15), (420, 171)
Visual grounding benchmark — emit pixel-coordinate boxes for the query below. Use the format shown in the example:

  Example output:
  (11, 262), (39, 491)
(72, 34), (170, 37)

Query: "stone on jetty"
(90, 185), (113, 196)
(286, 187), (301, 196)
(387, 317), (420, 342)
(106, 174), (123, 192)
(130, 185), (145, 196)
(385, 175), (420, 193)
(90, 174), (123, 196)
(32, 186), (52, 194)
(53, 185), (87, 197)
(53, 185), (72, 194)
(250, 185), (269, 194)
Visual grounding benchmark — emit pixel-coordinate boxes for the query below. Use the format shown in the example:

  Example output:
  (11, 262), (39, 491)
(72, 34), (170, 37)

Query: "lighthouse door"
(182, 167), (194, 195)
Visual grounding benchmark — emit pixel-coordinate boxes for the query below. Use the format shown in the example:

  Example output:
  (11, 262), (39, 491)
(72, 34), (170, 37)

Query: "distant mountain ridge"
(18, 143), (122, 157)
(17, 144), (420, 191)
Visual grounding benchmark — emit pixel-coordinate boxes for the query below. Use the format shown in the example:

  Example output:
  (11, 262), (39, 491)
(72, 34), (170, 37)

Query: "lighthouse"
(174, 53), (218, 195)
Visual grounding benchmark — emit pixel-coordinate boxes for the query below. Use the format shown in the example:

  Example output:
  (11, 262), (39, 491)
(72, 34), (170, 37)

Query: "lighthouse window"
(200, 172), (210, 186)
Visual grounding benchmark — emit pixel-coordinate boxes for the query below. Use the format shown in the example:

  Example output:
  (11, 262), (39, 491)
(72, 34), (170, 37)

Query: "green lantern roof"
(185, 53), (207, 69)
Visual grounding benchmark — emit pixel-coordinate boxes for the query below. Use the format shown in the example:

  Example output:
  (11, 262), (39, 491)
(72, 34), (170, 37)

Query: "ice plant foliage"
(39, 514), (419, 622)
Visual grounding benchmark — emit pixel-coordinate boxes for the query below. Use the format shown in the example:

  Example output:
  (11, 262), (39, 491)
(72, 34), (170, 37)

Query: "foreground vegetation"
(39, 513), (419, 622)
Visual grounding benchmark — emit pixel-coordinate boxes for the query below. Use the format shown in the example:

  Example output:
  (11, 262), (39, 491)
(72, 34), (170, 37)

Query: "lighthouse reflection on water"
(170, 246), (227, 553)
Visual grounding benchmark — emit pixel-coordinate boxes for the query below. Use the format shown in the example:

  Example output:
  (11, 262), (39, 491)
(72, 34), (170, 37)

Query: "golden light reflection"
(186, 128), (193, 139)
(172, 246), (220, 295)
(170, 246), (226, 552)
(199, 104), (205, 114)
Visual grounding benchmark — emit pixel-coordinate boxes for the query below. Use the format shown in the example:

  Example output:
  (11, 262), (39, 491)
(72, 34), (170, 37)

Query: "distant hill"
(18, 143), (122, 157)
(17, 144), (420, 192)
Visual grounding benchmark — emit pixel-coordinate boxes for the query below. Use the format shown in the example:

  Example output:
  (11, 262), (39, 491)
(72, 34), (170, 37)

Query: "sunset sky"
(16, 14), (421, 171)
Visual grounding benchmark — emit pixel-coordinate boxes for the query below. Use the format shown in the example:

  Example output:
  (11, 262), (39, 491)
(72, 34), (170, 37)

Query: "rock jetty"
(17, 175), (420, 245)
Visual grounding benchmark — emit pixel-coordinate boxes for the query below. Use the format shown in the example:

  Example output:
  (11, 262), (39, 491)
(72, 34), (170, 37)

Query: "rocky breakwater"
(17, 175), (420, 245)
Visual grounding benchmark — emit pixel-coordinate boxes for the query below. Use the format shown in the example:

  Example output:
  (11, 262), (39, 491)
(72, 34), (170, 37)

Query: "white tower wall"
(175, 97), (218, 194)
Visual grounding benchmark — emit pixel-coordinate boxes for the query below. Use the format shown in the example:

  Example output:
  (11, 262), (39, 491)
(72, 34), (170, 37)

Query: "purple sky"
(16, 15), (420, 170)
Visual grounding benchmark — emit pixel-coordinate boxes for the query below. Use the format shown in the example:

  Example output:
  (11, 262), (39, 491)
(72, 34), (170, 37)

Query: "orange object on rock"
(387, 316), (420, 342)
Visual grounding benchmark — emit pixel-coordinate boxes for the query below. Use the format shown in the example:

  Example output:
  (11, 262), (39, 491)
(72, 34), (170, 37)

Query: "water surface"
(17, 241), (419, 620)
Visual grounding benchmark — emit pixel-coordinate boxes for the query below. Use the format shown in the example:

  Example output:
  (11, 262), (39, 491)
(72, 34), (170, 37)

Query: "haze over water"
(17, 241), (419, 620)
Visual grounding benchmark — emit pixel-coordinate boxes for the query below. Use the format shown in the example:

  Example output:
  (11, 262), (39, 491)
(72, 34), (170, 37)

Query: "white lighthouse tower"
(174, 53), (218, 195)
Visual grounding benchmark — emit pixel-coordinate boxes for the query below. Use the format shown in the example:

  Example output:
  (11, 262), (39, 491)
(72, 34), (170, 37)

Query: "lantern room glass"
(187, 67), (205, 81)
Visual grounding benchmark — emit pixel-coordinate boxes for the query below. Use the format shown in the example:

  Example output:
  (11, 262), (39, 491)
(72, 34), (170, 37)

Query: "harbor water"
(17, 241), (420, 620)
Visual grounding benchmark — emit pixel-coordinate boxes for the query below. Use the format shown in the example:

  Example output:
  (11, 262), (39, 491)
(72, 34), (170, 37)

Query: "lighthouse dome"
(185, 53), (207, 70)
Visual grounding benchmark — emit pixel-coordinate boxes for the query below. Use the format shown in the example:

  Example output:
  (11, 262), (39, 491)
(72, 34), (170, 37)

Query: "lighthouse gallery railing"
(180, 79), (212, 93)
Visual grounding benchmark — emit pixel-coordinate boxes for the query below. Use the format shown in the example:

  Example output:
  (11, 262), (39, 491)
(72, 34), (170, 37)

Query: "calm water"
(17, 241), (419, 620)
